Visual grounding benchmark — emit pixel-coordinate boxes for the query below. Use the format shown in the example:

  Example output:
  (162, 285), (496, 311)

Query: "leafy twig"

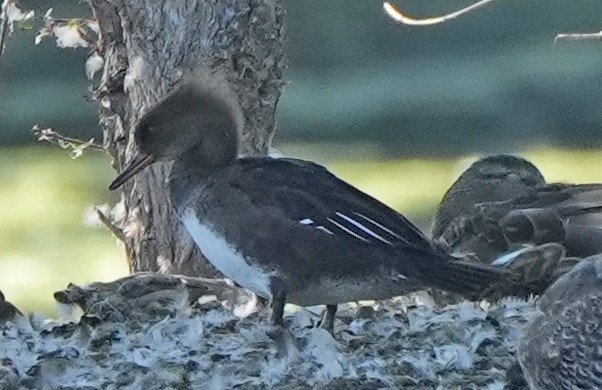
(35, 8), (100, 49)
(32, 125), (104, 158)
(383, 0), (500, 26)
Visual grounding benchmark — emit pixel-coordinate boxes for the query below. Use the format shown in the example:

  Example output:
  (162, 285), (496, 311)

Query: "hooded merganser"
(110, 68), (516, 330)
(433, 154), (602, 264)
(518, 253), (602, 390)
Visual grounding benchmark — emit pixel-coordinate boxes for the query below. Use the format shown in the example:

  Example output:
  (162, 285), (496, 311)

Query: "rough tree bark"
(90, 0), (286, 277)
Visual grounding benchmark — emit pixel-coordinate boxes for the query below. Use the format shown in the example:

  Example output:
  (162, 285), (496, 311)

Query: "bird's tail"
(418, 255), (519, 300)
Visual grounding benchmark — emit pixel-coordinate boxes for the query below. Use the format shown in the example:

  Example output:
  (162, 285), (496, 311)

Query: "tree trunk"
(90, 0), (286, 277)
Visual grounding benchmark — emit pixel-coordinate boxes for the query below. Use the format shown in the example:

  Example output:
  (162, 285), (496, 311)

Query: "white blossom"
(53, 24), (89, 49)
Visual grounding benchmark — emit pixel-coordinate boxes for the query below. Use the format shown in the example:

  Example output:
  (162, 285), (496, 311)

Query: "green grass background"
(2, 144), (602, 315)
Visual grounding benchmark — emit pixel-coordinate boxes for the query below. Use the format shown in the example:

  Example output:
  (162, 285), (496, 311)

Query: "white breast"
(180, 210), (273, 300)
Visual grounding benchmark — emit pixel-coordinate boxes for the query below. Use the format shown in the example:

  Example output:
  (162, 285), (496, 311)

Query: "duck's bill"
(109, 153), (155, 190)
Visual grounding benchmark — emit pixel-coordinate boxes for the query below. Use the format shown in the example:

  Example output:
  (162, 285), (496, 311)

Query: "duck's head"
(432, 154), (546, 237)
(109, 69), (244, 190)
(462, 154), (545, 187)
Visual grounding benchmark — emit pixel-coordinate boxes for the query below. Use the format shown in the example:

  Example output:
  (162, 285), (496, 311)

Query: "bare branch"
(555, 31), (602, 44)
(383, 0), (500, 26)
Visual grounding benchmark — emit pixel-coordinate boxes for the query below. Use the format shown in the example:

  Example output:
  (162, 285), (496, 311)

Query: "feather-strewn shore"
(0, 275), (534, 389)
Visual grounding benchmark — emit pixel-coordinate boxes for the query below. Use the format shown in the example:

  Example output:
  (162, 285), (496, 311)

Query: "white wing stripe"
(326, 217), (369, 242)
(354, 212), (403, 239)
(335, 212), (392, 245)
(316, 226), (334, 235)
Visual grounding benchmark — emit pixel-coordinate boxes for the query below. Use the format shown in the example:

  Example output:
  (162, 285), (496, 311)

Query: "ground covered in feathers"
(0, 277), (534, 389)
